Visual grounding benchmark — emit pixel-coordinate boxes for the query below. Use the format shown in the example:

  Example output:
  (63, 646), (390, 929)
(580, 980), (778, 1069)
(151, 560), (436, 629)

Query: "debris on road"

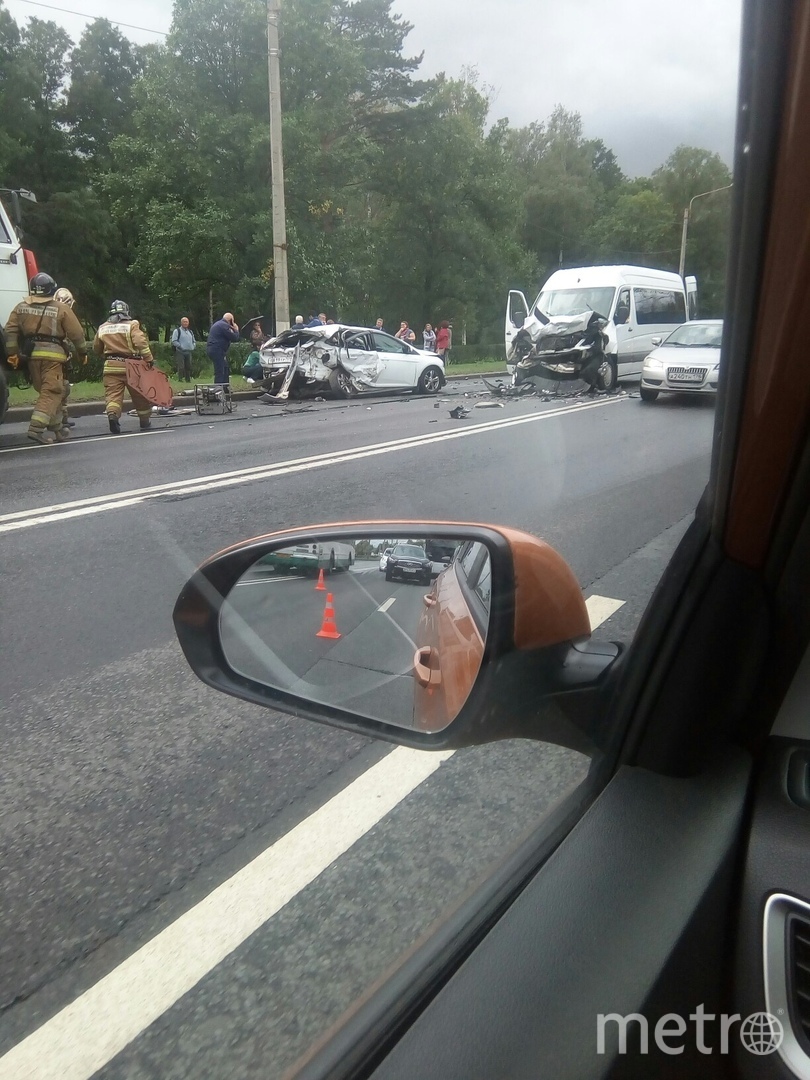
(473, 400), (505, 409)
(449, 405), (470, 419)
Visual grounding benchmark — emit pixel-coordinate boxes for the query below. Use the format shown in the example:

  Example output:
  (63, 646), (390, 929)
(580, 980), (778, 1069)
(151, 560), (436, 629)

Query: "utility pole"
(678, 183), (733, 280)
(267, 0), (290, 332)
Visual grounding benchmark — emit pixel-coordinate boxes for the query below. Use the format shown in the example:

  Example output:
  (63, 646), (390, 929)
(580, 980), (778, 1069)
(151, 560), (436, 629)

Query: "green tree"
(63, 20), (144, 166)
(586, 188), (679, 267)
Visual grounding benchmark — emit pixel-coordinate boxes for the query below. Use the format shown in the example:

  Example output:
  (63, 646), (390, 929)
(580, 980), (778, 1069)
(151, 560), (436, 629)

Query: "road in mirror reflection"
(219, 536), (492, 731)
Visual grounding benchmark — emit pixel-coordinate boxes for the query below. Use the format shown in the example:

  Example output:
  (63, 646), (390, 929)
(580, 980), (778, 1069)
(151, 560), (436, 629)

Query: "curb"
(2, 371), (509, 424)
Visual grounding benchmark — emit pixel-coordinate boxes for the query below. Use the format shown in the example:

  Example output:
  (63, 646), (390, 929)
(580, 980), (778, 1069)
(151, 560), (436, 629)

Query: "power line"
(10, 0), (167, 36)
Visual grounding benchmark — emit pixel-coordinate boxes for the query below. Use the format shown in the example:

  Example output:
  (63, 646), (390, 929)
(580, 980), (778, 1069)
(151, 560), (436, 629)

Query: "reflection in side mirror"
(218, 535), (486, 732)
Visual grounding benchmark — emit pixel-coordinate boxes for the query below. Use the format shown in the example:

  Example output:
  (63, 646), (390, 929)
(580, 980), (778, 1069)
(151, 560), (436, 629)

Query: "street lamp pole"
(678, 183), (733, 280)
(267, 0), (290, 333)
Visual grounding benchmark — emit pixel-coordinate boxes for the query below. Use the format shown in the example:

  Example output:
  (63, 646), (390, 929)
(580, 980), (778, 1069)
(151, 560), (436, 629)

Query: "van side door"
(632, 287), (687, 373)
(611, 287), (636, 375)
(505, 290), (529, 364)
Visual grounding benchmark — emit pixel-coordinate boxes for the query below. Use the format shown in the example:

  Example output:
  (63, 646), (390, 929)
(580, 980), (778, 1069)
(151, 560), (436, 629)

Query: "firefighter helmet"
(54, 287), (74, 308)
(108, 299), (131, 322)
(29, 273), (57, 297)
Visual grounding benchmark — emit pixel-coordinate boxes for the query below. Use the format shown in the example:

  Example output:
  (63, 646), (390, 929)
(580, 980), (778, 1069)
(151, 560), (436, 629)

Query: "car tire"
(328, 369), (356, 398)
(385, 569), (393, 582)
(417, 366), (443, 395)
(596, 355), (618, 393)
(639, 385), (659, 402)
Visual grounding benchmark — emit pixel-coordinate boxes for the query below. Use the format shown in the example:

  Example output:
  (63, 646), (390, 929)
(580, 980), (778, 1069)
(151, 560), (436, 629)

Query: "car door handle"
(414, 646), (441, 687)
(422, 594), (437, 607)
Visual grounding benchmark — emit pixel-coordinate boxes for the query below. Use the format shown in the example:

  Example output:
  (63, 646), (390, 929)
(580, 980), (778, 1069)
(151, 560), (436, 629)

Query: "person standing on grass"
(422, 323), (436, 351)
(206, 312), (240, 386)
(171, 317), (196, 383)
(436, 321), (451, 366)
(395, 321), (416, 343)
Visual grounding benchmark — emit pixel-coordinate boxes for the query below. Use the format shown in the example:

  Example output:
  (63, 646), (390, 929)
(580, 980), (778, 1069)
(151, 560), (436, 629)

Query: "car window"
(371, 331), (413, 354)
(633, 287), (687, 325)
(0, 1), (743, 1077)
(664, 322), (723, 346)
(344, 332), (370, 351)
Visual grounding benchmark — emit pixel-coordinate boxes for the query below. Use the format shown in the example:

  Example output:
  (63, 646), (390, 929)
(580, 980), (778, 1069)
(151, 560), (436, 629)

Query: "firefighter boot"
(27, 428), (55, 445)
(108, 414), (121, 435)
(139, 417), (152, 431)
(53, 427), (71, 442)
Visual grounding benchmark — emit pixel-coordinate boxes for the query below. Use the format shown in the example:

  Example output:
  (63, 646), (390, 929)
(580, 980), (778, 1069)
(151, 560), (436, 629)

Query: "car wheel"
(328, 369), (356, 398)
(596, 356), (618, 393)
(385, 569), (393, 582)
(640, 385), (659, 402)
(417, 366), (443, 394)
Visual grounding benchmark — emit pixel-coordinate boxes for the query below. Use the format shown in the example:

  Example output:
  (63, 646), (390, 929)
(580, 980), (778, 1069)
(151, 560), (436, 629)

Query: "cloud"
(5, 0), (741, 175)
(393, 0), (742, 175)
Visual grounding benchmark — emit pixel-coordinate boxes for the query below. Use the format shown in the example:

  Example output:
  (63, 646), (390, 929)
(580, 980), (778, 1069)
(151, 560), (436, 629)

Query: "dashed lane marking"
(585, 594), (625, 629)
(377, 597), (396, 613)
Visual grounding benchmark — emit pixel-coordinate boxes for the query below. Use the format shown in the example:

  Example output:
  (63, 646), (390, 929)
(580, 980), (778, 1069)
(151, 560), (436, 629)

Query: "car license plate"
(403, 567), (418, 574)
(667, 367), (707, 383)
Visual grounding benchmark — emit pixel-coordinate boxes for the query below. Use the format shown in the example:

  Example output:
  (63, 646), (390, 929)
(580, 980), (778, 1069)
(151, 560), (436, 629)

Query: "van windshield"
(534, 287), (616, 320)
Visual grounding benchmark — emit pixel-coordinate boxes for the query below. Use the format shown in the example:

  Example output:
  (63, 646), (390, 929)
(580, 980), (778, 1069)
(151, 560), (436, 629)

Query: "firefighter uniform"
(4, 295), (86, 443)
(93, 317), (154, 431)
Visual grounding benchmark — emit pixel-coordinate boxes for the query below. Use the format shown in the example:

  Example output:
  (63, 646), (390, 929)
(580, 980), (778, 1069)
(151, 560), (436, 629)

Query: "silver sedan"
(639, 319), (723, 402)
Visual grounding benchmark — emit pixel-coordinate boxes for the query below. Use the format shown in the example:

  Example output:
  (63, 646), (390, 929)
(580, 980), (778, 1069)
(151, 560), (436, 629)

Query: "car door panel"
(370, 332), (418, 388)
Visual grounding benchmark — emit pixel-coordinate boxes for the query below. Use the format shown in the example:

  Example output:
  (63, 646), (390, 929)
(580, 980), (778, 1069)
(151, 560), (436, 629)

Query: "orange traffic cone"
(315, 568), (326, 591)
(316, 593), (341, 639)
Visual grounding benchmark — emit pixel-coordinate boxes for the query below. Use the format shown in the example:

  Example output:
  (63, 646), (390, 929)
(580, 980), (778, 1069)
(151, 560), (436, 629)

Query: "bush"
(445, 344), (505, 364)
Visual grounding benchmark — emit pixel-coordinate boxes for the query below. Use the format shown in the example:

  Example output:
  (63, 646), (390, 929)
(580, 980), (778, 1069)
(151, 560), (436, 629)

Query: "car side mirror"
(173, 524), (621, 754)
(651, 336), (663, 346)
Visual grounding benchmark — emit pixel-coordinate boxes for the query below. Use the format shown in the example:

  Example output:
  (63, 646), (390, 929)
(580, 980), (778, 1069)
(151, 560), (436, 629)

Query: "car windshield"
(393, 544), (426, 558)
(664, 323), (723, 347)
(535, 287), (615, 320)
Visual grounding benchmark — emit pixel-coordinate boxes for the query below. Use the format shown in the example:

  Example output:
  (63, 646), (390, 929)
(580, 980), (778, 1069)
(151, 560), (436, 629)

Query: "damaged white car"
(257, 324), (446, 400)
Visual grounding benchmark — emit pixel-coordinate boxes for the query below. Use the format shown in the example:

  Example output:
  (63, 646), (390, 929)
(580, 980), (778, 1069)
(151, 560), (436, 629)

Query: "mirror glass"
(219, 534), (493, 732)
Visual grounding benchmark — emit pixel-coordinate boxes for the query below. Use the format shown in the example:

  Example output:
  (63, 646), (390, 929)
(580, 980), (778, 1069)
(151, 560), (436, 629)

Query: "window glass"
(536, 287), (615, 319)
(634, 288), (687, 325)
(0, 0), (740, 1075)
(372, 331), (411, 353)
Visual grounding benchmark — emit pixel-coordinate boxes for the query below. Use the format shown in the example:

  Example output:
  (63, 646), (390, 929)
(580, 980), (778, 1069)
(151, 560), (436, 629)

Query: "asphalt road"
(223, 564), (428, 728)
(0, 381), (716, 1078)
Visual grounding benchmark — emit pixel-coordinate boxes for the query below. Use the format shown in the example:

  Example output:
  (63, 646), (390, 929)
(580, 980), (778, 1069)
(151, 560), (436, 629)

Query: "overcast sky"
(6, 0), (742, 175)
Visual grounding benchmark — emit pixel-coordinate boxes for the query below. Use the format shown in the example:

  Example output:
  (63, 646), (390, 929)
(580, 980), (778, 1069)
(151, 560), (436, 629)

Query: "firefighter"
(93, 300), (154, 434)
(53, 287), (80, 429)
(4, 272), (87, 444)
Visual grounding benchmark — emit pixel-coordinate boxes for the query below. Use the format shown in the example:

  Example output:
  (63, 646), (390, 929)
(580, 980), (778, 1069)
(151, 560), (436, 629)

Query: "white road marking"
(585, 594), (625, 629)
(0, 429), (174, 454)
(377, 597), (396, 613)
(233, 574), (305, 587)
(0, 747), (454, 1080)
(0, 592), (624, 1077)
(0, 397), (623, 534)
